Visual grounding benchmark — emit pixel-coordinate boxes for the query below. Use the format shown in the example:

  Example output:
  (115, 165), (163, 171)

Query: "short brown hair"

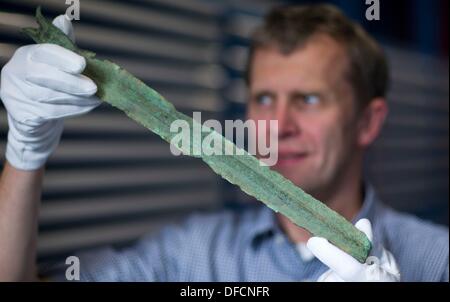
(246, 4), (389, 110)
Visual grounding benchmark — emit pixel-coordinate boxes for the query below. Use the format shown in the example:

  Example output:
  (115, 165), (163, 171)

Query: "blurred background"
(0, 0), (448, 270)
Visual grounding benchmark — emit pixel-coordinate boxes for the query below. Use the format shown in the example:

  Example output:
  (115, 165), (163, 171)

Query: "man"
(0, 4), (448, 281)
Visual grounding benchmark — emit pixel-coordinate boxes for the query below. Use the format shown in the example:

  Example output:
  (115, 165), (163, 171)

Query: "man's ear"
(357, 98), (388, 147)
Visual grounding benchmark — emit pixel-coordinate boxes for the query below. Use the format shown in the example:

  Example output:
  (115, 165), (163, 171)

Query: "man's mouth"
(275, 151), (308, 167)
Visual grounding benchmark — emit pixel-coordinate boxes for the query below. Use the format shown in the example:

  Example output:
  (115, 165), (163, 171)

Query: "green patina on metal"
(23, 7), (371, 262)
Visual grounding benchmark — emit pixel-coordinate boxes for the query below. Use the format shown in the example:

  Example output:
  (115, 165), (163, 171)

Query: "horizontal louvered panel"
(365, 47), (448, 223)
(135, 0), (222, 16)
(387, 113), (448, 127)
(1, 0), (221, 40)
(42, 164), (215, 192)
(0, 42), (16, 60)
(39, 188), (219, 226)
(225, 13), (261, 39)
(378, 190), (448, 212)
(388, 88), (448, 110)
(0, 23), (218, 66)
(369, 157), (448, 172)
(386, 48), (449, 90)
(37, 214), (184, 258)
(375, 176), (448, 196)
(370, 169), (448, 188)
(0, 0), (229, 265)
(0, 140), (177, 162)
(223, 45), (248, 72)
(0, 113), (223, 140)
(107, 56), (225, 89)
(374, 137), (448, 149)
(365, 153), (449, 170)
(53, 141), (174, 161)
(0, 3), (224, 95)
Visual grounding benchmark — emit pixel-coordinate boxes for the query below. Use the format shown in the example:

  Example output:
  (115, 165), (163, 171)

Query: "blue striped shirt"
(65, 185), (449, 281)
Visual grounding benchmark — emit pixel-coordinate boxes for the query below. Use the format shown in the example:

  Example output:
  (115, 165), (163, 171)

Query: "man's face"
(247, 35), (360, 195)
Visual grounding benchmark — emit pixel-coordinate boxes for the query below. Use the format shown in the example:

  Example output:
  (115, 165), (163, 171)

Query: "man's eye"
(303, 94), (320, 105)
(255, 94), (273, 106)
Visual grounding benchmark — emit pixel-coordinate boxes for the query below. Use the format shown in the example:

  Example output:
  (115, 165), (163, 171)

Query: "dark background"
(0, 0), (448, 268)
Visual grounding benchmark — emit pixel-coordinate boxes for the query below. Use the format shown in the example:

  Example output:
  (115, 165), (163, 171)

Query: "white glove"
(0, 15), (100, 171)
(307, 218), (401, 282)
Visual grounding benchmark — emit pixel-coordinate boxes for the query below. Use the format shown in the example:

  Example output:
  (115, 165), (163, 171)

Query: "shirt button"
(275, 234), (284, 245)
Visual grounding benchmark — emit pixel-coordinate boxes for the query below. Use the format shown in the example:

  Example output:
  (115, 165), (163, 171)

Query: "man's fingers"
(40, 93), (101, 107)
(29, 100), (100, 121)
(52, 15), (75, 42)
(355, 218), (373, 242)
(307, 237), (363, 280)
(30, 44), (86, 75)
(27, 63), (97, 96)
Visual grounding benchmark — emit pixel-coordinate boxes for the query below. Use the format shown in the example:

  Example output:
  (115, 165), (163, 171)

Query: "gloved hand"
(307, 218), (401, 282)
(0, 15), (100, 171)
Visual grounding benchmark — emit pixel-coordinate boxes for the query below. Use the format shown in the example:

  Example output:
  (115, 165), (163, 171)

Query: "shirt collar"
(352, 183), (379, 224)
(247, 205), (279, 244)
(248, 182), (381, 247)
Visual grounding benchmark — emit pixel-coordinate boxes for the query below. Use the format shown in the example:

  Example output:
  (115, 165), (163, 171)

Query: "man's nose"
(275, 103), (299, 139)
